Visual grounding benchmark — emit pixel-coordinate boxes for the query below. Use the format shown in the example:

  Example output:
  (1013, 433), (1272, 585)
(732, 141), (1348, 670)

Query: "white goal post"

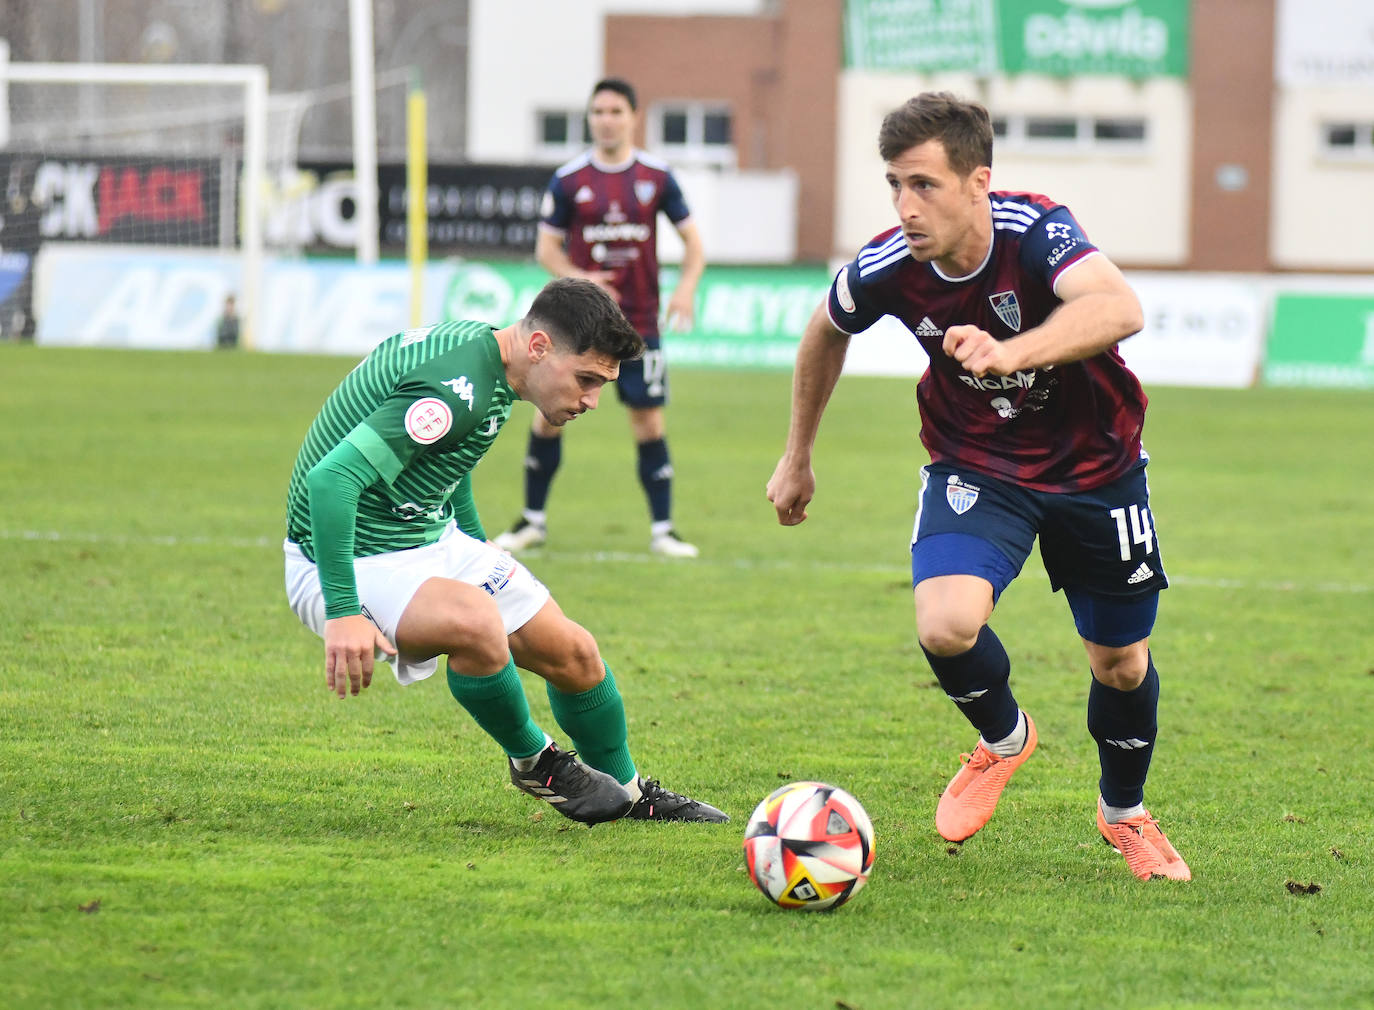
(0, 54), (267, 346)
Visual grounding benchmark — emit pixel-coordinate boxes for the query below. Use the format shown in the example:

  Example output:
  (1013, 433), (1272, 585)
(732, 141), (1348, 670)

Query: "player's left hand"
(664, 290), (696, 331)
(943, 324), (1019, 378)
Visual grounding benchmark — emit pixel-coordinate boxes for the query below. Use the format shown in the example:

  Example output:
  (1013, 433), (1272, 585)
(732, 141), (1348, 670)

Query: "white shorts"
(283, 521), (551, 686)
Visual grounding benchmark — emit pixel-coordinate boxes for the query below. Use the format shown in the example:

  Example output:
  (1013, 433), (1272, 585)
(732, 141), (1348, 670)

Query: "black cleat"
(508, 743), (633, 824)
(626, 778), (730, 822)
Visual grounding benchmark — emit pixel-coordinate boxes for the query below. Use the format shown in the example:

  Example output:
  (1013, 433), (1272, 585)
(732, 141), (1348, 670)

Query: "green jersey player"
(283, 277), (727, 825)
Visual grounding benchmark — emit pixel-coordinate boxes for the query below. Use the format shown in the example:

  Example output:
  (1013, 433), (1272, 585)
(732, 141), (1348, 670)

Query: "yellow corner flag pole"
(407, 72), (428, 327)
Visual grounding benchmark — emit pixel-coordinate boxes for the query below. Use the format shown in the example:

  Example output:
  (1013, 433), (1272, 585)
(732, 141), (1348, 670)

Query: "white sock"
(624, 775), (643, 803)
(521, 509), (547, 528)
(1100, 797), (1147, 823)
(650, 519), (674, 538)
(510, 733), (554, 771)
(982, 711), (1027, 758)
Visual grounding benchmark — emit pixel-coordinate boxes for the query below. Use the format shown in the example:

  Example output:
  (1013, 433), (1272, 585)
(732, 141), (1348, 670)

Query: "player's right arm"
(306, 441), (397, 698)
(766, 301), (852, 526)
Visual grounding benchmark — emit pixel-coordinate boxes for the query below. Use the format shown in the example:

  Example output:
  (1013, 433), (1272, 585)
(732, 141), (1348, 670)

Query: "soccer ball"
(742, 781), (874, 911)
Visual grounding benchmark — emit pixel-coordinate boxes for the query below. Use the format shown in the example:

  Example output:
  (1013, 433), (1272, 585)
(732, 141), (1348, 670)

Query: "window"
(991, 113), (1148, 153)
(1321, 121), (1374, 160)
(535, 109), (590, 160)
(650, 102), (736, 167)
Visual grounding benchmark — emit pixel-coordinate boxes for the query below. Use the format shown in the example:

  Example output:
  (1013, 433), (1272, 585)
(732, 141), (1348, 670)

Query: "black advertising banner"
(285, 161), (553, 255)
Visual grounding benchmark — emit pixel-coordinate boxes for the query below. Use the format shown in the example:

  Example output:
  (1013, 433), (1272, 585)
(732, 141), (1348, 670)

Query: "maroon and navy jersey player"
(539, 152), (692, 337)
(828, 191), (1148, 495)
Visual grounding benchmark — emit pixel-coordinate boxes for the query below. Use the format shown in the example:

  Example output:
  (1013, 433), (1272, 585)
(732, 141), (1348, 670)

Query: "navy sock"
(921, 624), (1020, 743)
(1087, 656), (1159, 808)
(523, 433), (562, 513)
(636, 437), (673, 524)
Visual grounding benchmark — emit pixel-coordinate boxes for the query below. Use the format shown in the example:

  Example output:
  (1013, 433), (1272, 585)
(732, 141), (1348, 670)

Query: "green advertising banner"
(1264, 294), (1374, 389)
(440, 261), (830, 370)
(845, 0), (1190, 77)
(844, 0), (999, 75)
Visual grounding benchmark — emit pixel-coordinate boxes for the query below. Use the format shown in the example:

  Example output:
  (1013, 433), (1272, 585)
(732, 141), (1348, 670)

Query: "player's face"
(885, 140), (991, 274)
(527, 342), (620, 427)
(587, 91), (636, 158)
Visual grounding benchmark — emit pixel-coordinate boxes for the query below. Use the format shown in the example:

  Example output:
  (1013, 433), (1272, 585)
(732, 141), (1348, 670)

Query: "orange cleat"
(1096, 801), (1191, 881)
(935, 714), (1038, 842)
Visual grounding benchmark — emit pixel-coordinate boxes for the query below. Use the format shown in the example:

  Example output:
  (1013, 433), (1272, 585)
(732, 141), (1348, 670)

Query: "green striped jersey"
(285, 320), (517, 559)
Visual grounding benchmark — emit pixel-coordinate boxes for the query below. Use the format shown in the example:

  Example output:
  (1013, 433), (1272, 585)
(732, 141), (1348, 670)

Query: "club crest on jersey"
(989, 290), (1022, 332)
(945, 474), (981, 515)
(404, 397), (452, 445)
(634, 180), (657, 205)
(573, 185), (595, 204)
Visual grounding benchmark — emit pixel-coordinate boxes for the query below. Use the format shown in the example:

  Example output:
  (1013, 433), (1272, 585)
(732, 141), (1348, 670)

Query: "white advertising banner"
(32, 248), (1262, 389)
(1120, 273), (1266, 389)
(1276, 0), (1374, 85)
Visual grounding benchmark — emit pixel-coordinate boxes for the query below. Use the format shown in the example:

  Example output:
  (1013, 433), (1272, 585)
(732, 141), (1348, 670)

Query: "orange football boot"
(1096, 802), (1191, 881)
(935, 714), (1038, 842)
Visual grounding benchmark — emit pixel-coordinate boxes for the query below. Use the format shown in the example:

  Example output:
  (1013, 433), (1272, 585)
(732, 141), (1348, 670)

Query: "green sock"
(545, 663), (637, 786)
(446, 656), (546, 760)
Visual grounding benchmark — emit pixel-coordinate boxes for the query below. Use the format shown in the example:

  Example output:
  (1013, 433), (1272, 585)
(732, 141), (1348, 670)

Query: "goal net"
(0, 52), (267, 346)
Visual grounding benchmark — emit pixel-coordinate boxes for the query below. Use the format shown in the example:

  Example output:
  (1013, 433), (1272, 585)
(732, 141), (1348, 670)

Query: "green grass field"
(2, 345), (1372, 1009)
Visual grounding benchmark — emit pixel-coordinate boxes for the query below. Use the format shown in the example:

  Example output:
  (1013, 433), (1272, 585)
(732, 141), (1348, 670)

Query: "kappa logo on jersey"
(945, 474), (981, 515)
(835, 267), (856, 313)
(482, 417), (499, 437)
(989, 291), (1022, 331)
(634, 180), (657, 205)
(404, 398), (452, 445)
(441, 376), (476, 410)
(540, 190), (555, 218)
(914, 316), (943, 338)
(573, 185), (595, 204)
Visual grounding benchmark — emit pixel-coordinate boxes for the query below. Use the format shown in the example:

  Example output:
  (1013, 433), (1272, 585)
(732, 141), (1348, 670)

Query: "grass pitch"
(2, 344), (1372, 1009)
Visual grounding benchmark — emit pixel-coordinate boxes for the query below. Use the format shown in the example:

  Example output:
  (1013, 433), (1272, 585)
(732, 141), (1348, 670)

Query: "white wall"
(467, 0), (765, 163)
(834, 71), (1191, 265)
(1271, 85), (1374, 270)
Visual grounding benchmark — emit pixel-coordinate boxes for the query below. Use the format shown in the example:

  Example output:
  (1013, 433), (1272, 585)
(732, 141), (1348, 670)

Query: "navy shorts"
(911, 461), (1168, 646)
(615, 335), (668, 408)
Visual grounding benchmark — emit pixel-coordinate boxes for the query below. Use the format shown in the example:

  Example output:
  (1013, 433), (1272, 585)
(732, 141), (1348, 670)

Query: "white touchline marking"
(3, 530), (1369, 594)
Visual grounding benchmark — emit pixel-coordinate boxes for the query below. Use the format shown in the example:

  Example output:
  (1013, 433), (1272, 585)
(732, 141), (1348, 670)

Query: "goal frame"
(0, 59), (268, 347)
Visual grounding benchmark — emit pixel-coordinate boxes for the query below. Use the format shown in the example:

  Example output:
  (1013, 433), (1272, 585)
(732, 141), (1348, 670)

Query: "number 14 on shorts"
(1109, 504), (1155, 561)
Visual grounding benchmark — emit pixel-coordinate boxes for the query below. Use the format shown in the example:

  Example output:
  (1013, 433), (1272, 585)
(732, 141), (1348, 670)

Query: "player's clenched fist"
(943, 324), (1017, 378)
(766, 457), (814, 526)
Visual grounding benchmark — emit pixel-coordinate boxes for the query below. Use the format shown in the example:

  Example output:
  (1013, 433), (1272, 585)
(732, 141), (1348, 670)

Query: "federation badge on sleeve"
(989, 290), (1022, 332)
(835, 267), (856, 314)
(404, 397), (453, 444)
(634, 180), (657, 205)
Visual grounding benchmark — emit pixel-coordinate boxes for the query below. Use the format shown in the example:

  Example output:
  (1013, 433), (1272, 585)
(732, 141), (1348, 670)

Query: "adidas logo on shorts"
(1126, 562), (1154, 585)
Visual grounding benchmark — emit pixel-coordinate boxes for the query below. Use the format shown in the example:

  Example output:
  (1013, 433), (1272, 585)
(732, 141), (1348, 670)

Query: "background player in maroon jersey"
(767, 92), (1189, 882)
(495, 78), (706, 558)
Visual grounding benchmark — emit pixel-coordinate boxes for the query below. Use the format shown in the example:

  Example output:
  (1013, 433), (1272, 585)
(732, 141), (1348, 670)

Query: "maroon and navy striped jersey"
(539, 149), (691, 336)
(827, 191), (1147, 494)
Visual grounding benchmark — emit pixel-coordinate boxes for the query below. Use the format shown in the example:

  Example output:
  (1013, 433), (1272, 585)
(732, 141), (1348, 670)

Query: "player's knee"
(916, 611), (983, 657)
(447, 606), (509, 675)
(547, 623), (604, 692)
(1089, 646), (1149, 690)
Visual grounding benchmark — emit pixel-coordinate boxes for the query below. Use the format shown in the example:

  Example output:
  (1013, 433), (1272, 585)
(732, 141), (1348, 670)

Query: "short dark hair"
(591, 77), (637, 111)
(524, 278), (643, 361)
(878, 92), (993, 177)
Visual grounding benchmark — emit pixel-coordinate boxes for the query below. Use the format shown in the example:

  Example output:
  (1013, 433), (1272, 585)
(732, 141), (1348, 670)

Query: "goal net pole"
(407, 75), (427, 328)
(1, 60), (267, 349)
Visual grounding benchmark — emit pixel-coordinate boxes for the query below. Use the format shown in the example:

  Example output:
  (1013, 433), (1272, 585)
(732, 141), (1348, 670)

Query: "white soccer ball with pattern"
(742, 781), (875, 911)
